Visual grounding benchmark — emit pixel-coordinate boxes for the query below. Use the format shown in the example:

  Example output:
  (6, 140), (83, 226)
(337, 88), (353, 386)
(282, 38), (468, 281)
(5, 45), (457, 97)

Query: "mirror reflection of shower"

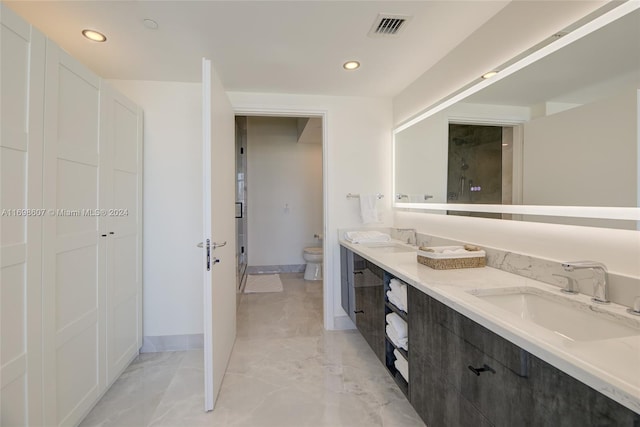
(459, 157), (469, 198)
(447, 124), (513, 211)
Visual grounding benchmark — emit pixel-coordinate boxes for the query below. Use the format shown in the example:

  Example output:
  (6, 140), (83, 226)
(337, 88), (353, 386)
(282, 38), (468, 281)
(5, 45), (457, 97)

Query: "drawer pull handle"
(468, 364), (496, 376)
(354, 310), (364, 314)
(354, 271), (364, 275)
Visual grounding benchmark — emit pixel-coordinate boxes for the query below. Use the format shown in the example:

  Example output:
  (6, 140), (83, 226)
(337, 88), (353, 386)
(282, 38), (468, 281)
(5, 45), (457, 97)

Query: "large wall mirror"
(393, 3), (639, 229)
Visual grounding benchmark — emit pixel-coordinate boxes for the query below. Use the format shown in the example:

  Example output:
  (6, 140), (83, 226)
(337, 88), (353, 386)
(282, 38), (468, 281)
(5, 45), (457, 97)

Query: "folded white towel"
(386, 290), (406, 313)
(386, 325), (408, 350)
(388, 279), (408, 313)
(344, 230), (391, 244)
(393, 349), (409, 382)
(359, 194), (381, 224)
(386, 313), (408, 340)
(399, 284), (408, 312)
(389, 278), (403, 293)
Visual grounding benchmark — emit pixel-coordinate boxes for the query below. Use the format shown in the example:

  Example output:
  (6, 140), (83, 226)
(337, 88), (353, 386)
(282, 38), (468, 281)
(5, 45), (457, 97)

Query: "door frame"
(233, 107), (330, 329)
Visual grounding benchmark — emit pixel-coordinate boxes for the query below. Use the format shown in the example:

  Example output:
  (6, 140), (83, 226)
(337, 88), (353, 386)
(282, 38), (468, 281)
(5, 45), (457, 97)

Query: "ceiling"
(5, 1), (510, 97)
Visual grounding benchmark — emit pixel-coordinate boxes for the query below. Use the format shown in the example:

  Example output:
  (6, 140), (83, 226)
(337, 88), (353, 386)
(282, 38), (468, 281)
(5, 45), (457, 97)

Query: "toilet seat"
(304, 247), (323, 255)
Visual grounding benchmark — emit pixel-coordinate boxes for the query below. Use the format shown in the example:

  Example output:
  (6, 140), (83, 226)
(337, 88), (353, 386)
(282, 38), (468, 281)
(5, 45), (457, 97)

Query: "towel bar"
(346, 193), (384, 199)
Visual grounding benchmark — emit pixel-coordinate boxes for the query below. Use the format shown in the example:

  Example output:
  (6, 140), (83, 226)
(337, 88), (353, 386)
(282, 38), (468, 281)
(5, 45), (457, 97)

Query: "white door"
(202, 58), (237, 410)
(0, 6), (45, 426)
(100, 84), (143, 385)
(42, 41), (105, 426)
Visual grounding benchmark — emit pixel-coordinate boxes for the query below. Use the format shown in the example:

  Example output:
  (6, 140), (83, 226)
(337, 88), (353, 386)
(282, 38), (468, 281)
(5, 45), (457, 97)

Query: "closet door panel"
(0, 12), (29, 151)
(113, 99), (139, 174)
(42, 41), (104, 427)
(0, 5), (45, 426)
(56, 52), (100, 166)
(102, 87), (142, 383)
(113, 170), (138, 232)
(56, 159), (99, 236)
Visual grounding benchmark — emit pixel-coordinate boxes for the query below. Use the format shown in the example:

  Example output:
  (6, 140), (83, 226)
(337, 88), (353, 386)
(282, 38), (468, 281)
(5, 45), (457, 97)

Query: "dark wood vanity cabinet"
(340, 246), (639, 426)
(340, 247), (385, 361)
(408, 285), (640, 427)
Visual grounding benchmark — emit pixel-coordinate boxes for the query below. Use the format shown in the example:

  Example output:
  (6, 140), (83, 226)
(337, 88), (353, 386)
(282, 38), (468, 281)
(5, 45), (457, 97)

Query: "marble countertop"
(340, 239), (640, 414)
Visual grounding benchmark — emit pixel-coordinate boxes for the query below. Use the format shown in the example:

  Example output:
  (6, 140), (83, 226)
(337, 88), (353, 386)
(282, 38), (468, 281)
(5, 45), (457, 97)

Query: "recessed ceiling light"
(82, 29), (107, 42)
(343, 61), (360, 71)
(482, 70), (498, 79)
(143, 19), (159, 30)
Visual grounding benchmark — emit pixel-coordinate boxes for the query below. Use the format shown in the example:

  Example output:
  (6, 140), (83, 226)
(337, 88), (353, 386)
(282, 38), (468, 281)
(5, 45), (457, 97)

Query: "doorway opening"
(234, 115), (324, 298)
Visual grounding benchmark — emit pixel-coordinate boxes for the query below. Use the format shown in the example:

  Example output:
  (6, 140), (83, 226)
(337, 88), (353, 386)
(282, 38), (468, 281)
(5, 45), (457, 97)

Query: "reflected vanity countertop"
(340, 239), (640, 414)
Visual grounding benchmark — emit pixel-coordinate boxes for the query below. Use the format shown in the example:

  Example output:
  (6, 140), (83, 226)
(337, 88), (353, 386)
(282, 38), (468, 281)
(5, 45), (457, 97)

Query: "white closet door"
(42, 41), (105, 427)
(100, 84), (143, 384)
(0, 6), (45, 426)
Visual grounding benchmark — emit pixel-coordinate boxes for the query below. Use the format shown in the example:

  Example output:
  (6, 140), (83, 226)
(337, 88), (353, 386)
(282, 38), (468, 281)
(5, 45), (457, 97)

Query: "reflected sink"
(362, 243), (416, 253)
(470, 287), (640, 342)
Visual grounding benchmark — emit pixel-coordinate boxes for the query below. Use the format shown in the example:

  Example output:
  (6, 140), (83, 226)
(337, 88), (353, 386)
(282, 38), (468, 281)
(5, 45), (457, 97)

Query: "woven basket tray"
(417, 246), (486, 270)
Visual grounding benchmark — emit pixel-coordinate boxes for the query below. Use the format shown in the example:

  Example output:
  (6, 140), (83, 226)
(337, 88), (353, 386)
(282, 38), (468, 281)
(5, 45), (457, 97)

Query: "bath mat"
(244, 274), (283, 293)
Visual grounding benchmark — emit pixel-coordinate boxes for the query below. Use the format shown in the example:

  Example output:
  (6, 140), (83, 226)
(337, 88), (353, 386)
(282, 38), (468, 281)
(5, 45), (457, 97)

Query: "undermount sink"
(362, 243), (416, 253)
(469, 287), (640, 342)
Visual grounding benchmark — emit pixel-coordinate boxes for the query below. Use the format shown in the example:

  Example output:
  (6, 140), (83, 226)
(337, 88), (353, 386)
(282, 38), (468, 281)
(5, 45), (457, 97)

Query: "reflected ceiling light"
(482, 70), (498, 79)
(82, 29), (107, 42)
(343, 61), (361, 70)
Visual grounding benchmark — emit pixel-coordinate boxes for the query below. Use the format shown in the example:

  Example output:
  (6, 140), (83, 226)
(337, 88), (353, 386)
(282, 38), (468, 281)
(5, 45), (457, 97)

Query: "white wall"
(109, 80), (204, 337)
(229, 92), (393, 329)
(246, 116), (323, 266)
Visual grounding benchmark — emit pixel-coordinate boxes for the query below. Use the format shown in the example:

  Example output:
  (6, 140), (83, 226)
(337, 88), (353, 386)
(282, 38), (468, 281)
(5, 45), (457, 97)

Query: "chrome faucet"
(552, 274), (579, 294)
(561, 261), (610, 304)
(394, 228), (417, 245)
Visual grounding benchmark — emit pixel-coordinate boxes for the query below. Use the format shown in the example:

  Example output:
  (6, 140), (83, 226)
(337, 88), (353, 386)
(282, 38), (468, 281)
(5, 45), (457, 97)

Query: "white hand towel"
(393, 349), (409, 382)
(386, 312), (408, 339)
(359, 194), (381, 224)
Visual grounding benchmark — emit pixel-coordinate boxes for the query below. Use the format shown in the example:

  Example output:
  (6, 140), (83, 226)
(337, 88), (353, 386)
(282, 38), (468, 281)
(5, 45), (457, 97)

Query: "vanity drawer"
(439, 321), (533, 426)
(410, 351), (493, 427)
(432, 295), (525, 376)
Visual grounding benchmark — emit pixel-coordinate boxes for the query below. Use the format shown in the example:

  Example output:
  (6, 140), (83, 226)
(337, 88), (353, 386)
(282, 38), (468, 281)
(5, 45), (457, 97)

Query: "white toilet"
(303, 247), (323, 281)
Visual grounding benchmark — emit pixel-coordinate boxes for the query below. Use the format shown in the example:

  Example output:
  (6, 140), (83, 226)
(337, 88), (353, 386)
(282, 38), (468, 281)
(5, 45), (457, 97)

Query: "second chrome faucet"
(561, 261), (610, 304)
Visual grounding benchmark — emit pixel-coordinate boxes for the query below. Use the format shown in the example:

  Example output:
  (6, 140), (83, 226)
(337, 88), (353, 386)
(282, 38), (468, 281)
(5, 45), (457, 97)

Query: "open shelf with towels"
(383, 271), (410, 398)
(385, 301), (407, 321)
(385, 337), (409, 397)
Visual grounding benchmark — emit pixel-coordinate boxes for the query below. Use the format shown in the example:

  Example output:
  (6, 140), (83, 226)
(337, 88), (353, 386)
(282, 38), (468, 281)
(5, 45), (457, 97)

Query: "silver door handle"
(212, 241), (227, 249)
(197, 242), (207, 248)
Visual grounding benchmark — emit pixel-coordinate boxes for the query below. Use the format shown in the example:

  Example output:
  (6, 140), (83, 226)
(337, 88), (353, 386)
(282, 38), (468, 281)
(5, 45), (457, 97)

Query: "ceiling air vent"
(368, 14), (411, 37)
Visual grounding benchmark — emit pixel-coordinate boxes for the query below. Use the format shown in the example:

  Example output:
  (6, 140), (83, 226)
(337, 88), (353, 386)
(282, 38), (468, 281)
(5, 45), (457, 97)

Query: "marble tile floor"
(80, 273), (425, 427)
